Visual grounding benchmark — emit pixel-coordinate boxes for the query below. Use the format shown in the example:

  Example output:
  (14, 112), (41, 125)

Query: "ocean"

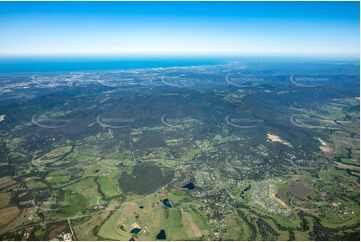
(0, 56), (230, 73)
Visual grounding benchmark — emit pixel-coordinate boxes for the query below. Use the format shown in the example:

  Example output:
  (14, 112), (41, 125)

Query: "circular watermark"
(225, 115), (264, 129)
(62, 73), (88, 86)
(31, 114), (70, 129)
(32, 73), (89, 87)
(31, 74), (53, 87)
(160, 75), (194, 88)
(160, 114), (202, 129)
(160, 114), (179, 128)
(225, 72), (263, 88)
(329, 200), (341, 214)
(290, 114), (339, 130)
(96, 115), (135, 128)
(290, 73), (328, 88)
(289, 197), (315, 212)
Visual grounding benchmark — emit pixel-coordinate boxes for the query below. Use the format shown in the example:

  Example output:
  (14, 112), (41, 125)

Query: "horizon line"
(0, 51), (359, 59)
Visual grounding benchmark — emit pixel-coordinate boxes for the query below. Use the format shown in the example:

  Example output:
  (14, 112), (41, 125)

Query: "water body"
(162, 198), (172, 208)
(182, 182), (195, 190)
(1, 56), (355, 74)
(130, 228), (141, 234)
(0, 56), (228, 73)
(156, 229), (166, 240)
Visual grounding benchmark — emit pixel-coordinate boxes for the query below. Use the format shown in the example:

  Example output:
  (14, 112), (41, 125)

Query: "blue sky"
(0, 1), (359, 57)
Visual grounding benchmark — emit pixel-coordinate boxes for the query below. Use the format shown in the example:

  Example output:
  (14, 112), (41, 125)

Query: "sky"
(0, 1), (359, 57)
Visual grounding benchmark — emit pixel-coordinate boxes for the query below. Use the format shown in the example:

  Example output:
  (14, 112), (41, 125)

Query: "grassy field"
(52, 191), (86, 218)
(97, 176), (122, 199)
(45, 171), (71, 184)
(26, 178), (47, 189)
(97, 205), (127, 240)
(0, 192), (11, 208)
(64, 177), (102, 207)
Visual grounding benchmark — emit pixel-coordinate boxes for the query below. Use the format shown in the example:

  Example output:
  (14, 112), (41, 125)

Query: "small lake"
(156, 229), (166, 240)
(162, 198), (172, 208)
(182, 182), (195, 190)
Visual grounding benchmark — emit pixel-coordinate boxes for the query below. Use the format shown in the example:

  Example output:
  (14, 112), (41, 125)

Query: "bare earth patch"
(267, 133), (292, 147)
(116, 202), (139, 230)
(318, 138), (333, 154)
(334, 161), (359, 171)
(181, 209), (202, 238)
(320, 145), (333, 154)
(0, 206), (20, 226)
(270, 184), (289, 210)
(0, 177), (16, 190)
(0, 192), (11, 208)
(48, 224), (67, 240)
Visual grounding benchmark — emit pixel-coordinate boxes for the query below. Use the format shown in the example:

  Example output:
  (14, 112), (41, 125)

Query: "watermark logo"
(160, 75), (194, 88)
(161, 114), (179, 128)
(31, 114), (70, 129)
(290, 114), (339, 130)
(96, 115), (135, 128)
(290, 73), (328, 87)
(31, 74), (53, 87)
(160, 114), (203, 129)
(32, 73), (89, 87)
(195, 140), (210, 152)
(225, 72), (263, 88)
(225, 115), (263, 129)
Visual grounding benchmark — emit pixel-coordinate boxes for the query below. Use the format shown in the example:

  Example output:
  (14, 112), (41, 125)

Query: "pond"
(156, 229), (166, 240)
(130, 227), (141, 234)
(162, 198), (172, 208)
(182, 182), (195, 190)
